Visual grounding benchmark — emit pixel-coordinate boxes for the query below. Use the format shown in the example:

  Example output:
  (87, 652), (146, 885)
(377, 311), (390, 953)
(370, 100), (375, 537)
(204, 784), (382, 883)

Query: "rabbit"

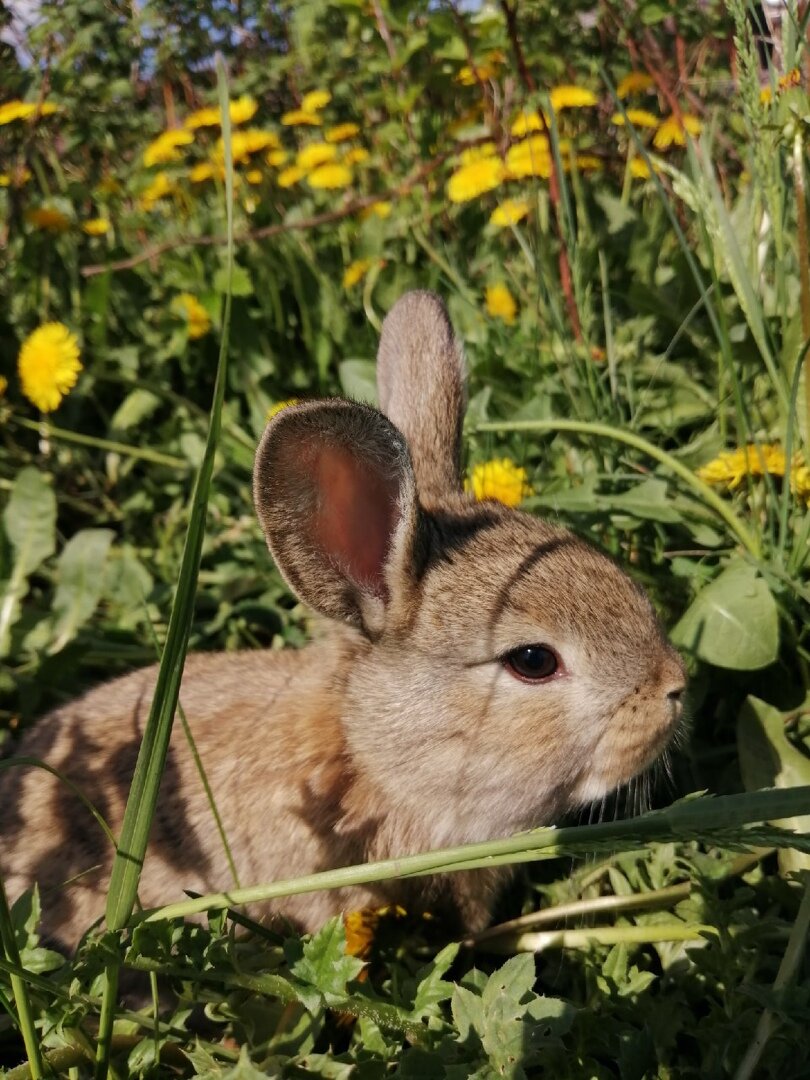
(0, 290), (686, 952)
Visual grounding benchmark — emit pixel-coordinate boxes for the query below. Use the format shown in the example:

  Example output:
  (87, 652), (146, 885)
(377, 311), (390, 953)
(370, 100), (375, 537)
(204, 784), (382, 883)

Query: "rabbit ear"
(376, 290), (466, 505)
(253, 400), (421, 633)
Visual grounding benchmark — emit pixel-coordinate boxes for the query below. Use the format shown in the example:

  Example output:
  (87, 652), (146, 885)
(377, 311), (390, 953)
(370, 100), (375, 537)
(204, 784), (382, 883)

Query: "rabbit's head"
(253, 292), (685, 849)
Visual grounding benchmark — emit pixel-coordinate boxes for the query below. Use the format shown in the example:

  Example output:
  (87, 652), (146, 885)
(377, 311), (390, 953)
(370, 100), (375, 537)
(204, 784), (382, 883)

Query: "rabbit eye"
(503, 645), (559, 682)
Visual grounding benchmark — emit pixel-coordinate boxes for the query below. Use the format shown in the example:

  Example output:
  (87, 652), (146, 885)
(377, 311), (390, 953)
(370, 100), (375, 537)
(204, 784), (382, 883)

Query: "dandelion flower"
(245, 169), (263, 185)
(485, 283), (517, 324)
(510, 111), (547, 137)
(184, 95), (258, 129)
(143, 129), (194, 167)
(215, 128), (279, 164)
(550, 85), (598, 111)
(308, 163), (352, 189)
(301, 89), (331, 113)
(139, 172), (176, 209)
(189, 162), (223, 183)
(174, 293), (211, 339)
(296, 142), (338, 170)
(653, 113), (702, 149)
(458, 143), (497, 166)
(0, 375), (8, 397)
(791, 463), (810, 500)
(505, 136), (552, 179)
(759, 86), (773, 105)
(612, 108), (658, 128)
(466, 458), (532, 507)
(697, 445), (786, 489)
(18, 323), (82, 412)
(342, 258), (376, 288)
(266, 398), (300, 421)
(447, 157), (504, 203)
(325, 122), (360, 143)
(343, 905), (405, 958)
(82, 217), (110, 236)
(278, 165), (306, 187)
(779, 68), (801, 91)
(342, 146), (369, 165)
(490, 198), (531, 227)
(0, 99), (58, 125)
(26, 206), (71, 232)
(616, 72), (654, 98)
(266, 149), (288, 167)
(0, 166), (32, 187)
(575, 154), (603, 172)
(281, 109), (322, 127)
(629, 157), (652, 179)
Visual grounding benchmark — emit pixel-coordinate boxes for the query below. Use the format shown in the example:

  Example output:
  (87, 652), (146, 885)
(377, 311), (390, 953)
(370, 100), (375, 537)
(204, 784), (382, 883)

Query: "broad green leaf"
(338, 358), (378, 404)
(737, 693), (810, 873)
(0, 467), (57, 656)
(110, 388), (161, 431)
(49, 528), (115, 652)
(671, 559), (779, 671)
(410, 942), (460, 1019)
(214, 263), (252, 296)
(289, 917), (364, 1008)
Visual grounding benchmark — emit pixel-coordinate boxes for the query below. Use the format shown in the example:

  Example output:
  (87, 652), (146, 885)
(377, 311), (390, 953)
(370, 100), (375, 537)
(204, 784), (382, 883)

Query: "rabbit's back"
(0, 637), (391, 946)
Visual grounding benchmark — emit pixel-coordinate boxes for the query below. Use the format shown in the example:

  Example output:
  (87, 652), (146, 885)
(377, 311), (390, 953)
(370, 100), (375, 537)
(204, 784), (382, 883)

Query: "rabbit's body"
(0, 292), (686, 950)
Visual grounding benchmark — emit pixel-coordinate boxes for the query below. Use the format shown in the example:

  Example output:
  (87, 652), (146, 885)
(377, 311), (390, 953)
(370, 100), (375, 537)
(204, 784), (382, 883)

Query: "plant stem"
(475, 417), (762, 557)
(0, 874), (44, 1079)
(734, 875), (810, 1080)
(793, 130), (810, 442)
(482, 921), (714, 955)
(10, 415), (188, 469)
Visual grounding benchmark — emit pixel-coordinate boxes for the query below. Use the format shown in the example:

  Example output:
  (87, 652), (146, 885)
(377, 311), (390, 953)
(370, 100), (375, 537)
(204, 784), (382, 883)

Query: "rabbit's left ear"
(253, 399), (422, 633)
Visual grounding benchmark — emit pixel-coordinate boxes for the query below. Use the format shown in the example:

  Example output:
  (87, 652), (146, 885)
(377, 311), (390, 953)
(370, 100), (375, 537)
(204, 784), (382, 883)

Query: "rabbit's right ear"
(253, 400), (422, 634)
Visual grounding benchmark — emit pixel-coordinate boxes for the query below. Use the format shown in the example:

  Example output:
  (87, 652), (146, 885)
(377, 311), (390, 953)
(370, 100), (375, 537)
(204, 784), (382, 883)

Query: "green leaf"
(110, 388), (161, 431)
(289, 917), (365, 1008)
(737, 693), (810, 873)
(214, 263), (252, 296)
(409, 942), (460, 1019)
(0, 467), (57, 656)
(671, 559), (779, 670)
(49, 528), (115, 653)
(338, 358), (378, 404)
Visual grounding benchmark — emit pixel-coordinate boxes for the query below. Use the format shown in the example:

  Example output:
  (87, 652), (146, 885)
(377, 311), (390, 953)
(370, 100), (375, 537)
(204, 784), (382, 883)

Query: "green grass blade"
(136, 787), (810, 924)
(104, 54), (236, 935)
(0, 872), (44, 1079)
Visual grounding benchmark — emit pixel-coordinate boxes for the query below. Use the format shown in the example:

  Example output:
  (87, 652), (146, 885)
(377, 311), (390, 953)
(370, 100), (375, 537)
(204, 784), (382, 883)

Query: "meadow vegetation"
(1, 0), (810, 1076)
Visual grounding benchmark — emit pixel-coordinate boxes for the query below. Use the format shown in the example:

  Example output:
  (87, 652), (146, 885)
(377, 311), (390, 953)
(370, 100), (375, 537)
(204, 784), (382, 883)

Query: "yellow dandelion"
(307, 163), (352, 189)
(266, 149), (288, 167)
(184, 95), (258, 130)
(0, 99), (58, 125)
(173, 293), (211, 339)
(301, 89), (331, 113)
(510, 111), (548, 137)
(343, 905), (406, 958)
(96, 176), (122, 196)
(456, 60), (499, 86)
(26, 206), (71, 232)
(266, 398), (300, 421)
(215, 128), (279, 164)
(612, 108), (658, 128)
(325, 122), (360, 143)
(779, 68), (801, 91)
(629, 157), (652, 179)
(485, 283), (517, 325)
(466, 458), (532, 507)
(0, 166), (32, 187)
(760, 85), (773, 105)
(342, 146), (369, 165)
(490, 198), (531, 228)
(82, 217), (110, 236)
(697, 444), (786, 490)
(245, 169), (263, 185)
(369, 200), (391, 218)
(550, 85), (598, 111)
(281, 109), (322, 127)
(791, 463), (810, 500)
(296, 142), (338, 170)
(18, 323), (82, 413)
(0, 375), (8, 397)
(653, 113), (702, 149)
(278, 165), (306, 187)
(447, 157), (505, 203)
(189, 161), (222, 183)
(458, 142), (497, 166)
(139, 171), (176, 209)
(575, 154), (603, 172)
(343, 258), (375, 288)
(505, 135), (552, 179)
(143, 129), (194, 167)
(616, 72), (654, 98)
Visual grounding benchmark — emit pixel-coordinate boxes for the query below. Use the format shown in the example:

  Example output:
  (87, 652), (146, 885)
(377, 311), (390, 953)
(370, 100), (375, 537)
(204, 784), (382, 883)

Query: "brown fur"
(0, 291), (685, 949)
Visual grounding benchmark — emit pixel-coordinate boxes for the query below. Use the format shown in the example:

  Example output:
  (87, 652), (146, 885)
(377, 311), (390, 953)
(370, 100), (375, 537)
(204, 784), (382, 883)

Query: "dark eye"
(503, 644), (559, 682)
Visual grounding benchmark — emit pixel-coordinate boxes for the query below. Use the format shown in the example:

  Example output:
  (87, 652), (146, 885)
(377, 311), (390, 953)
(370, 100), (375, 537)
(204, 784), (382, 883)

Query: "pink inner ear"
(310, 443), (401, 597)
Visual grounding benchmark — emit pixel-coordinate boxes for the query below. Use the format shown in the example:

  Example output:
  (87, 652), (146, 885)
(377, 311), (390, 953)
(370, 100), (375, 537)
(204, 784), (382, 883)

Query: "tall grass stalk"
(94, 56), (237, 1078)
(0, 874), (44, 1079)
(135, 786), (810, 925)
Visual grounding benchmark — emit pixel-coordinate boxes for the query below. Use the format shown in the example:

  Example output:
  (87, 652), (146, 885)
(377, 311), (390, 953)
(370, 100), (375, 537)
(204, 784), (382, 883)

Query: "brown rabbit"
(0, 291), (685, 950)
